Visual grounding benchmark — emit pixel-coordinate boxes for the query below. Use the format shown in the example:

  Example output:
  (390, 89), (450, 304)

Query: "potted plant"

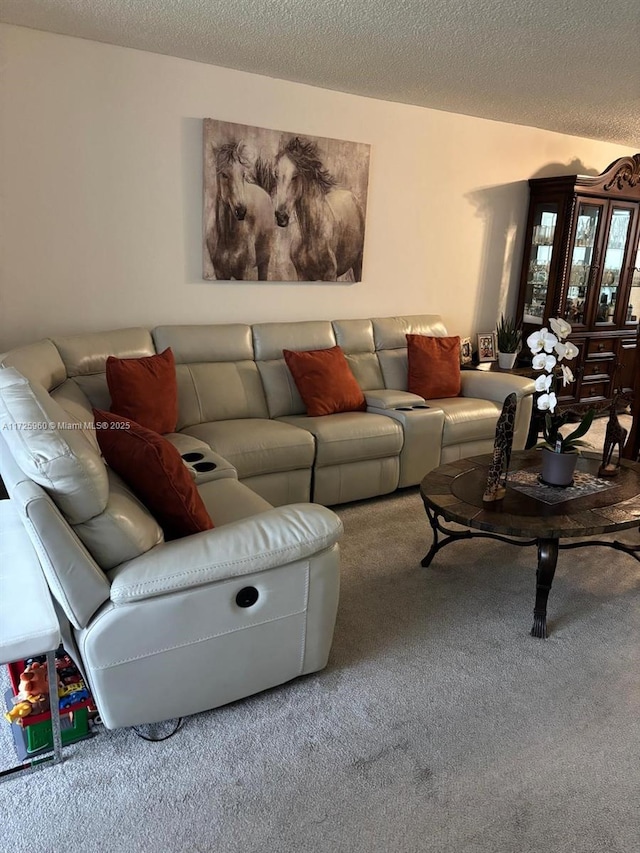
(527, 317), (595, 486)
(496, 314), (522, 369)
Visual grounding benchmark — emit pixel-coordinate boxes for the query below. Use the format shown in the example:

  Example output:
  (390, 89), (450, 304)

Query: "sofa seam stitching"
(90, 608), (308, 668)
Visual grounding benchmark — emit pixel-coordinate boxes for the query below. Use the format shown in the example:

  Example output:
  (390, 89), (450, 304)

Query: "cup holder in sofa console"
(181, 452), (220, 482)
(193, 461), (217, 472)
(395, 405), (430, 411)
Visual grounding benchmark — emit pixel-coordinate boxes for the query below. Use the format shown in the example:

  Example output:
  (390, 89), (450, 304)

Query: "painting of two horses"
(203, 119), (370, 282)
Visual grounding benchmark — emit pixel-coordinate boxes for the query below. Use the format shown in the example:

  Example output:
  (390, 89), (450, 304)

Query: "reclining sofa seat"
(152, 324), (316, 507)
(364, 316), (534, 467)
(0, 341), (342, 730)
(252, 320), (404, 506)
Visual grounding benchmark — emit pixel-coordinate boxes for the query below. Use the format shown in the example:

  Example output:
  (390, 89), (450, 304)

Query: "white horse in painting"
(206, 141), (275, 280)
(272, 137), (365, 281)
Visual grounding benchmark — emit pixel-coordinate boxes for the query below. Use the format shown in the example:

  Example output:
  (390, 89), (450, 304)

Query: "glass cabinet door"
(595, 206), (633, 325)
(623, 231), (640, 326)
(562, 201), (604, 326)
(523, 203), (558, 325)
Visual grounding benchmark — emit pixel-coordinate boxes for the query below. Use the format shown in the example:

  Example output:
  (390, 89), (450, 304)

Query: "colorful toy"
(18, 662), (49, 700)
(4, 701), (33, 724)
(59, 688), (90, 710)
(58, 681), (83, 698)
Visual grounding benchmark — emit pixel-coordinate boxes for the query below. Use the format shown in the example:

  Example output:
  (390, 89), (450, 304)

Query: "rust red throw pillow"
(106, 348), (178, 435)
(406, 334), (461, 399)
(283, 346), (366, 417)
(93, 409), (213, 541)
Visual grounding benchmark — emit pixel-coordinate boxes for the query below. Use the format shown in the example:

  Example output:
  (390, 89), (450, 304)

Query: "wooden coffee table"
(420, 451), (640, 638)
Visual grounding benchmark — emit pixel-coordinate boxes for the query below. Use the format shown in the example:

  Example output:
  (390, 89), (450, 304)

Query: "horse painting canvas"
(203, 119), (370, 282)
(206, 141), (274, 281)
(273, 137), (365, 281)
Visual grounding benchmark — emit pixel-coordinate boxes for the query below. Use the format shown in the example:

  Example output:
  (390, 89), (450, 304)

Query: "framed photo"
(477, 332), (497, 362)
(459, 337), (473, 365)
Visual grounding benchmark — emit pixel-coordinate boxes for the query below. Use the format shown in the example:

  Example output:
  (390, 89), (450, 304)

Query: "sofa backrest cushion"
(332, 319), (385, 391)
(407, 334), (461, 398)
(106, 347), (178, 434)
(50, 379), (101, 452)
(253, 321), (336, 418)
(0, 340), (67, 392)
(152, 325), (268, 427)
(0, 368), (163, 574)
(72, 467), (164, 570)
(0, 368), (109, 524)
(153, 324), (253, 364)
(283, 346), (367, 416)
(94, 409), (214, 540)
(53, 328), (156, 378)
(51, 328), (156, 411)
(373, 315), (449, 391)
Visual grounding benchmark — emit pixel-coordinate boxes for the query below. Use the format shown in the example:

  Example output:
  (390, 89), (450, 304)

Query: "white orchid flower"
(526, 329), (545, 353)
(532, 352), (556, 372)
(537, 391), (557, 413)
(555, 340), (579, 361)
(534, 374), (552, 392)
(549, 317), (571, 340)
(560, 365), (574, 386)
(527, 328), (558, 354)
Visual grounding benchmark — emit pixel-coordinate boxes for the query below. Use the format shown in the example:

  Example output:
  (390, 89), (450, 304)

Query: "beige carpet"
(0, 466), (638, 852)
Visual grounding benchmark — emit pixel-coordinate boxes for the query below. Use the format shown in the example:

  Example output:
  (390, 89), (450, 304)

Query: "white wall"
(0, 24), (632, 351)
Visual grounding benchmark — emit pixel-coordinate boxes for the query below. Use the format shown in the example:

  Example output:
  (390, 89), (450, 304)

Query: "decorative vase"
(498, 351), (518, 370)
(540, 448), (578, 487)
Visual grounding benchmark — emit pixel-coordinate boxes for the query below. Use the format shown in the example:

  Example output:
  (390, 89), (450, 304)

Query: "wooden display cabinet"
(515, 154), (640, 413)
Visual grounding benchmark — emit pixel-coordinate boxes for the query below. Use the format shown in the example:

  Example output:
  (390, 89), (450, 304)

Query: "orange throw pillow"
(283, 346), (366, 417)
(406, 334), (461, 399)
(93, 409), (213, 541)
(106, 348), (178, 435)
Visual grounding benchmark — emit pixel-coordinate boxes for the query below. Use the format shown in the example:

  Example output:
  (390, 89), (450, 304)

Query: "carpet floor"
(0, 421), (638, 852)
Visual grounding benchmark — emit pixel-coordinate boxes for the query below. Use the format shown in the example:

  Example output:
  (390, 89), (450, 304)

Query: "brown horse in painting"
(273, 137), (365, 281)
(206, 141), (275, 280)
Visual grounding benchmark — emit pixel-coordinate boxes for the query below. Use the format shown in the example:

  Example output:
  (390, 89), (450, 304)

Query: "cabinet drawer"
(579, 379), (611, 401)
(582, 359), (614, 378)
(587, 338), (615, 357)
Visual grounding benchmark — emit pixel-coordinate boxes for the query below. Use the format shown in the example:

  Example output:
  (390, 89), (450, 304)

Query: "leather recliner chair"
(0, 368), (342, 729)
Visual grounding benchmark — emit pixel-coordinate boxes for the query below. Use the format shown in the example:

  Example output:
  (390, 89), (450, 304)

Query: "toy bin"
(5, 650), (95, 756)
(22, 705), (90, 753)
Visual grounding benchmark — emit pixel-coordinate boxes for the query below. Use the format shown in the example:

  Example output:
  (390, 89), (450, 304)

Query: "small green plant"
(496, 314), (522, 353)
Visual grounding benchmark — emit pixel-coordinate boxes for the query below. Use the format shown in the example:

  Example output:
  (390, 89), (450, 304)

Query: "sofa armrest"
(107, 503), (343, 604)
(460, 371), (535, 403)
(364, 389), (426, 410)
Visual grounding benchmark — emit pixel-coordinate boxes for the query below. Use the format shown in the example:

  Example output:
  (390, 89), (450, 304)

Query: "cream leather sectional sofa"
(2, 314), (534, 507)
(0, 314), (534, 729)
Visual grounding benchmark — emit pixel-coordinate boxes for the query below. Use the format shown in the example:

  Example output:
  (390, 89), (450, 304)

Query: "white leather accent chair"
(0, 368), (342, 730)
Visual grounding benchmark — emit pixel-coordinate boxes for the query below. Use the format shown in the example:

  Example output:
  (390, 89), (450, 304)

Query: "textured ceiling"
(2, 0), (639, 147)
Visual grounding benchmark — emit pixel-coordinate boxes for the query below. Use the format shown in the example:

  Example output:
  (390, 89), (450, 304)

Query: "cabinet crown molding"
(601, 154), (640, 194)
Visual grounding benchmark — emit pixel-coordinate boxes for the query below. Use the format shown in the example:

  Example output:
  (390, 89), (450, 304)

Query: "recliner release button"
(236, 587), (259, 608)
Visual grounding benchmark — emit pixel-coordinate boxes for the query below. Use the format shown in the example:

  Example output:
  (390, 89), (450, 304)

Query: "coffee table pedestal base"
(421, 504), (640, 638)
(531, 539), (559, 639)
